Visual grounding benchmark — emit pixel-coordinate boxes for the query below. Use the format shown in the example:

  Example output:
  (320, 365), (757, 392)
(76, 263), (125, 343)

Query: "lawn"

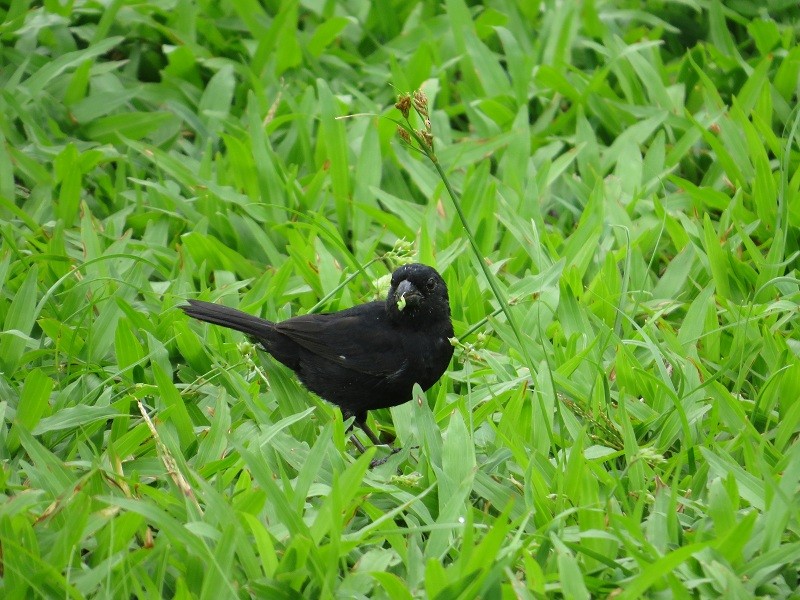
(1, 1), (799, 598)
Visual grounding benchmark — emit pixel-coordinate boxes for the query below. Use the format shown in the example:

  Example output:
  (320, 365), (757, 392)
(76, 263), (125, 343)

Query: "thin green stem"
(402, 120), (554, 445)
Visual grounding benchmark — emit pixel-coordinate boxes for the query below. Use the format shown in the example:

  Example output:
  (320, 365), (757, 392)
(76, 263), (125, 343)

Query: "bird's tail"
(181, 299), (275, 339)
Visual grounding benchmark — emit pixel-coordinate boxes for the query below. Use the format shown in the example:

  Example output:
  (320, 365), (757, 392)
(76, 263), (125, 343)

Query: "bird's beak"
(395, 280), (421, 311)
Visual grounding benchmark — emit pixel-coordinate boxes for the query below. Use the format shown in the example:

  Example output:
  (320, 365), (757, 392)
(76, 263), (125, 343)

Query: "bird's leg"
(356, 415), (401, 456)
(343, 411), (373, 454)
(349, 432), (395, 469)
(344, 412), (401, 466)
(356, 418), (384, 446)
(357, 415), (402, 467)
(349, 433), (367, 454)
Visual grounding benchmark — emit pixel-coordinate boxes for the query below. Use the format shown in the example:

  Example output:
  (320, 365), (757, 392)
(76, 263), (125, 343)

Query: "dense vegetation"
(1, 1), (799, 597)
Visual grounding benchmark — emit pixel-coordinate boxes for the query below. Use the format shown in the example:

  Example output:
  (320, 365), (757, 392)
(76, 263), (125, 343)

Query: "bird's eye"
(425, 277), (436, 291)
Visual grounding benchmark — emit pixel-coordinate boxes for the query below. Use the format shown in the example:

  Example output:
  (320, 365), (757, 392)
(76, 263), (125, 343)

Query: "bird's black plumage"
(181, 263), (454, 454)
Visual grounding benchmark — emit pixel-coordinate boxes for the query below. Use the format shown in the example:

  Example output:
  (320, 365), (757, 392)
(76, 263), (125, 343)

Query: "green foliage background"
(1, 0), (799, 597)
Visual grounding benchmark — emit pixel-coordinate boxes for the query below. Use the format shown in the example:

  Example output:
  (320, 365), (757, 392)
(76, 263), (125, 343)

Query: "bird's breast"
(402, 330), (452, 390)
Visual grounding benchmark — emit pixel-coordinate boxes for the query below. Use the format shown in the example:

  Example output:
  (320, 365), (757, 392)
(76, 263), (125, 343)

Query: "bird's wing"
(274, 306), (406, 378)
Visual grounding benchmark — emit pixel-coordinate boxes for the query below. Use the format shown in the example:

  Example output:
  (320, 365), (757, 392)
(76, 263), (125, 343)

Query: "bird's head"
(386, 263), (451, 327)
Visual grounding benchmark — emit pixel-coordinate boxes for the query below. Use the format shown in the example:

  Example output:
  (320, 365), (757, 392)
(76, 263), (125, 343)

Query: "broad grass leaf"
(8, 368), (53, 451)
(1, 265), (38, 374)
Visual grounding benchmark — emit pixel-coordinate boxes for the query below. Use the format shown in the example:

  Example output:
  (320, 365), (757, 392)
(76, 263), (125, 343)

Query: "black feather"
(180, 263), (454, 455)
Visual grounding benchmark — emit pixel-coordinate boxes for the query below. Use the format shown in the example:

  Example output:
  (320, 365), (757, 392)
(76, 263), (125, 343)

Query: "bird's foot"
(369, 446), (402, 468)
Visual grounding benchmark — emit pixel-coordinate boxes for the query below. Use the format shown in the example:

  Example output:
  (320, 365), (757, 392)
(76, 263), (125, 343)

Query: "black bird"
(181, 263), (454, 457)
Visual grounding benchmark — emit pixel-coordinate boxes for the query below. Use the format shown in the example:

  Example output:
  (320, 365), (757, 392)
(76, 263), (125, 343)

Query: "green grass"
(2, 0), (800, 598)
